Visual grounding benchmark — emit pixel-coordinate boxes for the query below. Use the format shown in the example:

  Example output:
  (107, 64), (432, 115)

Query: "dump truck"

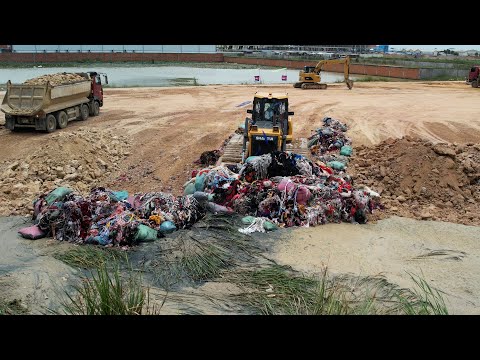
(1, 71), (108, 132)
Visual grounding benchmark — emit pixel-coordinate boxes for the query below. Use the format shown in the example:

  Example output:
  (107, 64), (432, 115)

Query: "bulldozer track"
(301, 83), (328, 90)
(220, 133), (245, 163)
(220, 134), (312, 165)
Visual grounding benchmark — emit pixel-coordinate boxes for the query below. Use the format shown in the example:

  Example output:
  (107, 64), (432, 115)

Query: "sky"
(391, 45), (480, 51)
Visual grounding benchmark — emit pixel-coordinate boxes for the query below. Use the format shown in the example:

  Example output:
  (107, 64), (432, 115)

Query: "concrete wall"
(224, 57), (421, 79)
(11, 45), (217, 53)
(0, 52), (224, 63)
(419, 68), (469, 79)
(363, 59), (472, 69)
(0, 52), (465, 80)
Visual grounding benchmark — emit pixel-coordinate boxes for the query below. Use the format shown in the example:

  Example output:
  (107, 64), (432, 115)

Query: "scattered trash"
(18, 225), (46, 240)
(236, 101), (252, 107)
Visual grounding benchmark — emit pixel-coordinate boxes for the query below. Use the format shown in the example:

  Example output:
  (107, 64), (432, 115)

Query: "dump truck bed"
(1, 80), (91, 117)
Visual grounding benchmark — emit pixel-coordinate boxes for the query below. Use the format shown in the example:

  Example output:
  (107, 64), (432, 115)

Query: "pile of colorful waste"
(307, 117), (353, 173)
(184, 150), (381, 229)
(18, 187), (205, 246)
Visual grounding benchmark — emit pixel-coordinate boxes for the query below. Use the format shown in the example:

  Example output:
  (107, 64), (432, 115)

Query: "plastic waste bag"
(134, 224), (158, 242)
(184, 182), (196, 195)
(340, 145), (353, 156)
(45, 187), (72, 205)
(195, 173), (206, 191)
(110, 190), (129, 202)
(241, 216), (256, 225)
(263, 221), (278, 231)
(327, 161), (346, 171)
(18, 225), (46, 240)
(160, 221), (177, 234)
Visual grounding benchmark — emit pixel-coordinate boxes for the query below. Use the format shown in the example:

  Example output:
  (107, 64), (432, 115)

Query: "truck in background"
(467, 66), (480, 88)
(1, 71), (108, 132)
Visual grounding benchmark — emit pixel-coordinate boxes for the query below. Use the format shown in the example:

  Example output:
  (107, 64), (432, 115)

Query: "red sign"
(282, 75), (287, 81)
(254, 75), (260, 82)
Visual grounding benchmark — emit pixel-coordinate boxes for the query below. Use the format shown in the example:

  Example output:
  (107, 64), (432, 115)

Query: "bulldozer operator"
(252, 100), (285, 125)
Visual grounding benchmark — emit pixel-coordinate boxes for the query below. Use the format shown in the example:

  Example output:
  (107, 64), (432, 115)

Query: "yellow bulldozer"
(294, 56), (354, 90)
(221, 92), (309, 164)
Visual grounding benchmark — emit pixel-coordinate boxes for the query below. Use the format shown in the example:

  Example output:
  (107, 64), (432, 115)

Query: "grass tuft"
(61, 263), (158, 315)
(227, 265), (449, 315)
(53, 246), (127, 270)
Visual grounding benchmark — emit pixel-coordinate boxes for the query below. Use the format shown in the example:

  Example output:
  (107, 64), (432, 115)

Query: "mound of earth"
(23, 73), (87, 86)
(350, 136), (480, 225)
(0, 128), (131, 216)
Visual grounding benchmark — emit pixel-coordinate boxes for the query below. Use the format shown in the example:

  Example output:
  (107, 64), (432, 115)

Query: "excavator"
(294, 56), (354, 90)
(220, 92), (309, 164)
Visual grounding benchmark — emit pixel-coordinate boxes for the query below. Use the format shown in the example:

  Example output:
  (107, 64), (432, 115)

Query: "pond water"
(0, 66), (359, 87)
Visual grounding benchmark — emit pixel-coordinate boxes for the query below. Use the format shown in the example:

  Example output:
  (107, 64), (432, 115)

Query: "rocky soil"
(350, 136), (480, 225)
(23, 73), (87, 86)
(0, 128), (131, 216)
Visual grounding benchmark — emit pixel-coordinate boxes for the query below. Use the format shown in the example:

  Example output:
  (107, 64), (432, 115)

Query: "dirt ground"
(2, 81), (480, 197)
(1, 81), (480, 314)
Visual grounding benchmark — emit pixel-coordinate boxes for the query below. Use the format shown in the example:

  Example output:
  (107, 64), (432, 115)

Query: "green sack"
(340, 145), (353, 157)
(134, 224), (158, 242)
(110, 190), (129, 202)
(263, 221), (278, 231)
(160, 221), (177, 234)
(327, 161), (346, 171)
(45, 187), (73, 205)
(184, 182), (196, 195)
(241, 216), (256, 225)
(195, 173), (206, 191)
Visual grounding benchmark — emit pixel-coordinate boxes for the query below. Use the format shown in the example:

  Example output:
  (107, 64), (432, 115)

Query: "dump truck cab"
(86, 71), (108, 106)
(467, 66), (480, 88)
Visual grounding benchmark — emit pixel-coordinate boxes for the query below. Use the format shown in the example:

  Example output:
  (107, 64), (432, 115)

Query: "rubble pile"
(23, 72), (88, 86)
(0, 128), (131, 216)
(350, 137), (480, 225)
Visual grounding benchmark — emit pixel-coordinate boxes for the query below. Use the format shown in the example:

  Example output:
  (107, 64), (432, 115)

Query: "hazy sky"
(391, 45), (480, 51)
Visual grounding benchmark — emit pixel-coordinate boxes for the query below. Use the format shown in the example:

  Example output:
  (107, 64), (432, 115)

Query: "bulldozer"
(221, 92), (309, 164)
(294, 56), (354, 90)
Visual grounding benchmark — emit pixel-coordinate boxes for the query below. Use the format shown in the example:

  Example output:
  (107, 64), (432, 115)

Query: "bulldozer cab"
(219, 92), (300, 165)
(244, 92), (294, 158)
(250, 95), (288, 128)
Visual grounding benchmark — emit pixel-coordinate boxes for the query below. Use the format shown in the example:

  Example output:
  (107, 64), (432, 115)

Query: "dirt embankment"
(351, 137), (480, 225)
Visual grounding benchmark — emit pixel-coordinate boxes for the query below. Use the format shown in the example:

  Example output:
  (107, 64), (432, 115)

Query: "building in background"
(218, 45), (373, 53)
(371, 45), (389, 53)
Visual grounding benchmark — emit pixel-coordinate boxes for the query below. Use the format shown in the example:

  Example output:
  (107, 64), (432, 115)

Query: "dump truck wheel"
(56, 111), (68, 129)
(80, 104), (89, 121)
(472, 80), (478, 88)
(45, 114), (57, 133)
(93, 101), (100, 116)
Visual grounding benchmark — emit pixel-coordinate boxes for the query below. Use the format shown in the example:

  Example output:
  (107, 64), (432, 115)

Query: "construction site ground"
(1, 81), (480, 314)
